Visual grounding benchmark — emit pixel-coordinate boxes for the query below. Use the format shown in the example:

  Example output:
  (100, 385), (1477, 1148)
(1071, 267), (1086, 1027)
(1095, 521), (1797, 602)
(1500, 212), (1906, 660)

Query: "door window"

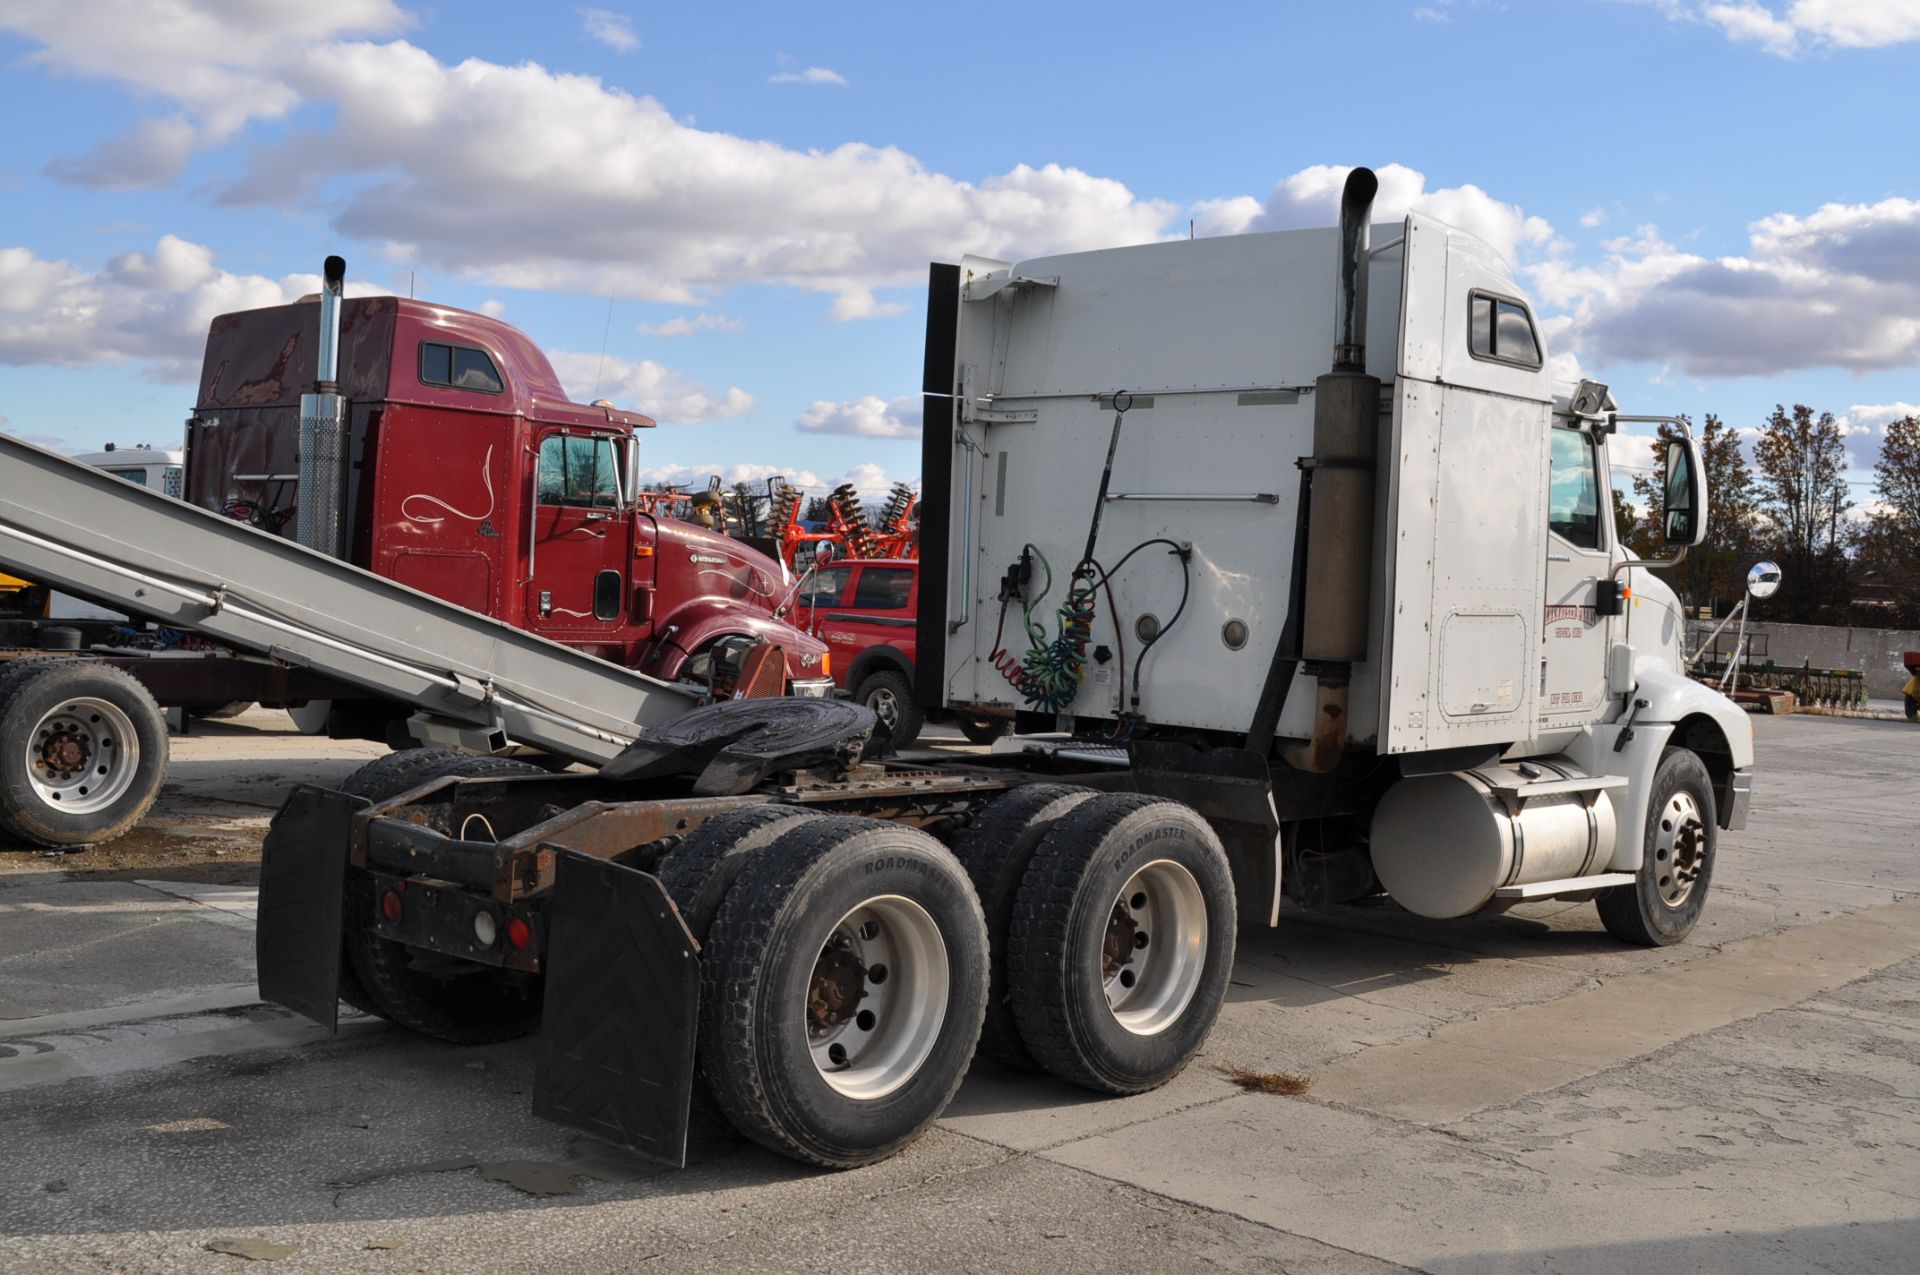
(1547, 426), (1604, 550)
(851, 567), (914, 610)
(537, 435), (620, 508)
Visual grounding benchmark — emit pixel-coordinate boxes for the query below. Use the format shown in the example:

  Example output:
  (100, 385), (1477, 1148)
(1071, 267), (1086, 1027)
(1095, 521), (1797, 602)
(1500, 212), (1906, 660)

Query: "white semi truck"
(0, 168), (1754, 1173)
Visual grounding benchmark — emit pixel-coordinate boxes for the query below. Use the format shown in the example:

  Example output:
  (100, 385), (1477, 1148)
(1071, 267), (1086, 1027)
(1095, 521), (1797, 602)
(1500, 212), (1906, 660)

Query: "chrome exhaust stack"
(1282, 169), (1380, 774)
(297, 255), (348, 557)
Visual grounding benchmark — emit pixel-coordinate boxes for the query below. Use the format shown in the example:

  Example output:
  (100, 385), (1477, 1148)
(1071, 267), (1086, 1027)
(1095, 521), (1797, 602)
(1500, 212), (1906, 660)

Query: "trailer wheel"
(1597, 747), (1717, 947)
(951, 784), (1097, 1071)
(854, 670), (923, 752)
(0, 657), (167, 848)
(955, 715), (1011, 746)
(699, 816), (988, 1167)
(657, 803), (821, 943)
(338, 749), (551, 1042)
(1006, 794), (1236, 1095)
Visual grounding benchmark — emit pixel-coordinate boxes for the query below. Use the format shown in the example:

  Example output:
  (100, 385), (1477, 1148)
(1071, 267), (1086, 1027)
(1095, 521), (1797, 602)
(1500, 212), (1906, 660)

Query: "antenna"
(593, 292), (615, 399)
(1189, 218), (1194, 240)
(409, 270), (415, 299)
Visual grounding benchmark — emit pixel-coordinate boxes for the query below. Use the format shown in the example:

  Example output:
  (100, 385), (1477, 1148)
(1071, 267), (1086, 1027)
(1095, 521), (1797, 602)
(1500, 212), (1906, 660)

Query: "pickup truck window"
(1548, 425), (1604, 550)
(1468, 291), (1542, 370)
(851, 567), (914, 610)
(536, 434), (620, 508)
(798, 565), (851, 607)
(419, 341), (505, 394)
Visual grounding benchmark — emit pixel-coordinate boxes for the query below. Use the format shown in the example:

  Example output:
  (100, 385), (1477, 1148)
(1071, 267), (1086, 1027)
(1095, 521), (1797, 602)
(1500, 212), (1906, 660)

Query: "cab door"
(1539, 421), (1615, 726)
(525, 430), (631, 642)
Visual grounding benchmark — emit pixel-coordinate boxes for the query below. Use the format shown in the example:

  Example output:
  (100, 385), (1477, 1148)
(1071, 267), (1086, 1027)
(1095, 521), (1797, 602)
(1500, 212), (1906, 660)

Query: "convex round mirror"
(813, 540), (836, 565)
(1747, 561), (1782, 600)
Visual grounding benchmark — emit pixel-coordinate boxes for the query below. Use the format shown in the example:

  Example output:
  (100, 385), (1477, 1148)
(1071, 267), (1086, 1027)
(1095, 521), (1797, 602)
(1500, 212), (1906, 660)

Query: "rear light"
(380, 889), (403, 925)
(505, 916), (532, 951)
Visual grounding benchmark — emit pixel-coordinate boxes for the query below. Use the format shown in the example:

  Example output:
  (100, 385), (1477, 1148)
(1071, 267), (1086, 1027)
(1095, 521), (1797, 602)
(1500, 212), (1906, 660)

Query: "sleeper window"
(419, 341), (503, 394)
(1468, 292), (1543, 369)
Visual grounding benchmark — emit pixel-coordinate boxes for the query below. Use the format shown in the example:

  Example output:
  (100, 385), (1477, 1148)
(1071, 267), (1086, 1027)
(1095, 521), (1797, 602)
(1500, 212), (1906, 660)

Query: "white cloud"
(0, 0), (407, 182)
(636, 313), (744, 337)
(797, 394), (922, 440)
(43, 115), (200, 191)
(769, 66), (847, 87)
(639, 462), (824, 492)
(479, 299), (508, 318)
(1837, 401), (1920, 466)
(579, 8), (639, 53)
(1654, 1), (1920, 56)
(199, 42), (1172, 320)
(1193, 162), (1560, 269)
(1544, 198), (1920, 377)
(549, 350), (753, 424)
(1579, 207), (1608, 228)
(0, 236), (369, 380)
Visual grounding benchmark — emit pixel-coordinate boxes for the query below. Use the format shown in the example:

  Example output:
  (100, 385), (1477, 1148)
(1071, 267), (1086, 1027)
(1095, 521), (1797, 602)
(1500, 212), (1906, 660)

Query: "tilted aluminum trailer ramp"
(0, 431), (701, 763)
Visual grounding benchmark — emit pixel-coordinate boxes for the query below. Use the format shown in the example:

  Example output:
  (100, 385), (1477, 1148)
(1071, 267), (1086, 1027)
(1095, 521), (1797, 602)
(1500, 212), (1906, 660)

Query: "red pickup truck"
(790, 557), (1007, 749)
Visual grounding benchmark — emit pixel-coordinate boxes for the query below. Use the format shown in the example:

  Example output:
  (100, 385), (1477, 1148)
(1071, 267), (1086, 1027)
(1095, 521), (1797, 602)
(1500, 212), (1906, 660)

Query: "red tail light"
(505, 917), (532, 951)
(380, 889), (403, 925)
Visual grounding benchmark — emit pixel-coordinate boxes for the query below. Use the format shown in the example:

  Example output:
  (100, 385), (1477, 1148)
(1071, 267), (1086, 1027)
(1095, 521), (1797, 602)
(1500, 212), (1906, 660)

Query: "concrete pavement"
(0, 710), (1915, 1273)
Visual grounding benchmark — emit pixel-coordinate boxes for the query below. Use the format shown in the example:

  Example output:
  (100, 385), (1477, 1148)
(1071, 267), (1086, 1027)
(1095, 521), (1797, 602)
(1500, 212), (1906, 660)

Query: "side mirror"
(813, 539), (837, 565)
(1746, 561), (1782, 600)
(1662, 436), (1708, 548)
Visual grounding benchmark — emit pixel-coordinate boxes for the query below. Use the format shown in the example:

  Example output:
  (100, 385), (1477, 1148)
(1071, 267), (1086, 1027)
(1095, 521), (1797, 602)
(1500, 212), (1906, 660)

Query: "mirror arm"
(1613, 546), (1689, 578)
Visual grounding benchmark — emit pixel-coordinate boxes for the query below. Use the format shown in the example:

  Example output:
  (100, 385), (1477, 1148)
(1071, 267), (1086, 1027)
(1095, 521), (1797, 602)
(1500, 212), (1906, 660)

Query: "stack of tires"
(325, 751), (1237, 1169)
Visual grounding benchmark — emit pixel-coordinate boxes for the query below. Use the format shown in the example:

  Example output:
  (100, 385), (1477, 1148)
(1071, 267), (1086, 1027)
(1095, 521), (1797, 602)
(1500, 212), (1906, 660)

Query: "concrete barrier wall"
(1696, 620), (1919, 699)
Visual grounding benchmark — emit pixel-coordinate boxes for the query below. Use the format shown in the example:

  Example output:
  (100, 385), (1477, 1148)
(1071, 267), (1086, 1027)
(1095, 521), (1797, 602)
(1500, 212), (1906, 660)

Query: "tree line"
(1616, 407), (1920, 626)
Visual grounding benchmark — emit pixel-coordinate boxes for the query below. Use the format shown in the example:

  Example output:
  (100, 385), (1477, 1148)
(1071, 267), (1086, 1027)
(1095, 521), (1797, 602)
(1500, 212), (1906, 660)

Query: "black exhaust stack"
(1282, 169), (1380, 774)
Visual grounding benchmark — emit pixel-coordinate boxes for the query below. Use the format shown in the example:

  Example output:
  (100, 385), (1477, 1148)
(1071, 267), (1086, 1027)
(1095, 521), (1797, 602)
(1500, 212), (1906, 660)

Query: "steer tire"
(1597, 747), (1717, 947)
(955, 715), (1012, 746)
(950, 784), (1098, 1071)
(658, 803), (822, 944)
(337, 749), (551, 1042)
(855, 670), (923, 753)
(698, 815), (988, 1167)
(1006, 793), (1236, 1095)
(0, 657), (167, 848)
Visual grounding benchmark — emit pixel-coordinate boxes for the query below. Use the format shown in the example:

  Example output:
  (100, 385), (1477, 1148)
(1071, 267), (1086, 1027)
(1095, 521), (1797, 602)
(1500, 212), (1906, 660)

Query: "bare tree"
(1626, 414), (1756, 612)
(1751, 404), (1851, 621)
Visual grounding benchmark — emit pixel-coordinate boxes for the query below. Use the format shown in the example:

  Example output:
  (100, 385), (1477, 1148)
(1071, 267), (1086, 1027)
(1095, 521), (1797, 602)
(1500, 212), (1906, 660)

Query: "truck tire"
(1596, 747), (1717, 947)
(338, 749), (551, 1042)
(854, 670), (923, 752)
(657, 803), (821, 943)
(1006, 794), (1236, 1095)
(0, 656), (168, 848)
(956, 715), (1011, 746)
(698, 815), (988, 1167)
(950, 784), (1097, 1071)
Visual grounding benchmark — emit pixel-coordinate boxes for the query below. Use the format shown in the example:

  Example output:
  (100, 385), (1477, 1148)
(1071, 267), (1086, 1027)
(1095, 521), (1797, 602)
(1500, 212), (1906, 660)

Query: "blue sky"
(1, 0), (1916, 506)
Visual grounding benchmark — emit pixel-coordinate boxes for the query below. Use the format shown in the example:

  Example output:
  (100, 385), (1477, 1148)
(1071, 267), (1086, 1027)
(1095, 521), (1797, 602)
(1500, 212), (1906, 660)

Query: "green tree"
(1853, 415), (1920, 624)
(1751, 404), (1851, 622)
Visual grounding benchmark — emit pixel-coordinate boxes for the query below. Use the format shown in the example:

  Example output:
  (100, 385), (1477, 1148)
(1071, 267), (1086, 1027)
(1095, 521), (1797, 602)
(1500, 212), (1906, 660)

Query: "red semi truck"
(0, 274), (829, 846)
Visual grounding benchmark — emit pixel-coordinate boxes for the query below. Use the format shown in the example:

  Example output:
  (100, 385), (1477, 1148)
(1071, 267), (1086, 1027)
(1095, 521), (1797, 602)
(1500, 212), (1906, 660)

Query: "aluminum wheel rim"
(25, 696), (139, 816)
(1652, 791), (1708, 908)
(866, 685), (900, 730)
(1102, 859), (1207, 1036)
(806, 894), (949, 1100)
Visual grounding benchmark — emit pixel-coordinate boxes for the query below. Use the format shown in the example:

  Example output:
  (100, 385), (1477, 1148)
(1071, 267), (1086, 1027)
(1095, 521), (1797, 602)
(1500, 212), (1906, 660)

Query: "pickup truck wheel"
(1006, 794), (1236, 1094)
(0, 657), (167, 848)
(698, 816), (988, 1167)
(956, 715), (1011, 746)
(339, 750), (551, 1042)
(855, 670), (923, 752)
(1597, 747), (1716, 947)
(951, 784), (1097, 1071)
(658, 803), (821, 943)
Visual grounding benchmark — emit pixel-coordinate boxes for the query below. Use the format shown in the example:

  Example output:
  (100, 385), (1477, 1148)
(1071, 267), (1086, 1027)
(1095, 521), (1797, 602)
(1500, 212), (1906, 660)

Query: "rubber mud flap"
(256, 785), (364, 1031)
(533, 851), (700, 1168)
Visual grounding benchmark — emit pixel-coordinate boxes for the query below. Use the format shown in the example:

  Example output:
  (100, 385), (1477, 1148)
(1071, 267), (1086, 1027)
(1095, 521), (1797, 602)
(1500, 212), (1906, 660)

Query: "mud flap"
(255, 785), (364, 1030)
(533, 851), (700, 1168)
(1130, 741), (1281, 928)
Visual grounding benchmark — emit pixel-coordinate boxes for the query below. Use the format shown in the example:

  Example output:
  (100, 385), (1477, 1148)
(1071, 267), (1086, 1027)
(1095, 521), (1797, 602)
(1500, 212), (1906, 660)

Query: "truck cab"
(183, 296), (828, 709)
